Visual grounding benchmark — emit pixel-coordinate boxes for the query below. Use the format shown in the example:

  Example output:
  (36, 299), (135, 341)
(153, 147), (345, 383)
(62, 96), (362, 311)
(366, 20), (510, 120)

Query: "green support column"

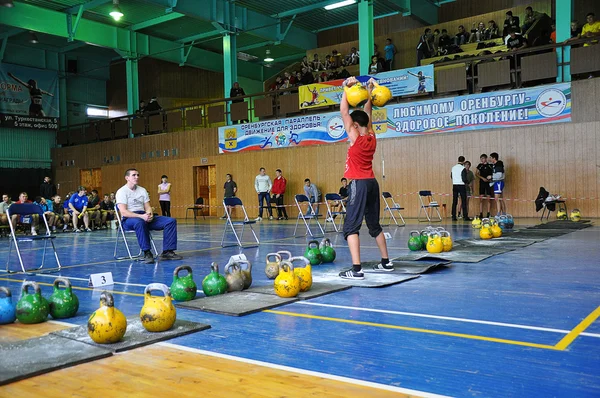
(125, 58), (139, 138)
(556, 0), (572, 82)
(223, 33), (237, 125)
(358, 0), (374, 76)
(58, 54), (68, 128)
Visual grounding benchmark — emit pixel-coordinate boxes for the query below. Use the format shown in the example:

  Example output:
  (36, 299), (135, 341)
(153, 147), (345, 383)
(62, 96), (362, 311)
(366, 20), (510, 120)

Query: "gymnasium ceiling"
(0, 0), (451, 79)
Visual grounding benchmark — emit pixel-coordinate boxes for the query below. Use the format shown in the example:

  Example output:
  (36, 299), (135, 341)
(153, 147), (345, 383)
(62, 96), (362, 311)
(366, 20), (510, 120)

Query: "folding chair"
(113, 206), (158, 260)
(417, 190), (442, 222)
(294, 194), (325, 237)
(536, 187), (567, 221)
(6, 204), (61, 274)
(221, 197), (259, 248)
(381, 192), (406, 226)
(324, 193), (346, 232)
(186, 197), (206, 220)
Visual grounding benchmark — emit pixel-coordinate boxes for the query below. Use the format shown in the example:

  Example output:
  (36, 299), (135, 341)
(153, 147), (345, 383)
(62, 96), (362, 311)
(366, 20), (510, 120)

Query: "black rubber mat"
(246, 282), (352, 299)
(529, 220), (592, 230)
(0, 335), (112, 386)
(311, 271), (420, 288)
(175, 291), (298, 316)
(51, 317), (210, 353)
(457, 238), (537, 249)
(362, 259), (450, 274)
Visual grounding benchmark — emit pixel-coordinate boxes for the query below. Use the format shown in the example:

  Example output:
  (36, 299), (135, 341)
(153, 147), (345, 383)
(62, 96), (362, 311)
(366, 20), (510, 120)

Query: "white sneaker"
(31, 228), (37, 236)
(269, 216), (274, 220)
(255, 217), (262, 221)
(326, 217), (333, 222)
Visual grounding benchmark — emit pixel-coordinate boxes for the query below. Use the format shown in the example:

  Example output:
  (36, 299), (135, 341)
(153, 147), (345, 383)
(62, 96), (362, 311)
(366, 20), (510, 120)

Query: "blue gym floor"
(1, 219), (599, 397)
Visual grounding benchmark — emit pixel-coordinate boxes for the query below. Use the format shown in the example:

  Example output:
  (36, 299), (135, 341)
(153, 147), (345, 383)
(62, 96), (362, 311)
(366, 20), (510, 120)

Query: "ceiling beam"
(313, 11), (400, 32)
(129, 12), (185, 31)
(177, 30), (223, 43)
(271, 0), (349, 18)
(65, 0), (112, 14)
(0, 2), (262, 80)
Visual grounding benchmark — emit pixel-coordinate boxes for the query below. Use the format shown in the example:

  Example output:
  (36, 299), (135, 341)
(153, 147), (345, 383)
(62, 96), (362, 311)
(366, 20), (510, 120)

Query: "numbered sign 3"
(88, 272), (114, 288)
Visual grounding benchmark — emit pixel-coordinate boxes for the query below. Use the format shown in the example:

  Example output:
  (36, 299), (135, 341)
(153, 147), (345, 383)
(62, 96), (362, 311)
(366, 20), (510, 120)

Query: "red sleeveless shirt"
(344, 131), (376, 179)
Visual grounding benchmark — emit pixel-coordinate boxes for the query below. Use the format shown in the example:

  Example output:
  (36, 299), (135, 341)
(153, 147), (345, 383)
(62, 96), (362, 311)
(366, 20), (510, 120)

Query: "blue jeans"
(257, 192), (272, 218)
(122, 211), (177, 252)
(305, 197), (319, 216)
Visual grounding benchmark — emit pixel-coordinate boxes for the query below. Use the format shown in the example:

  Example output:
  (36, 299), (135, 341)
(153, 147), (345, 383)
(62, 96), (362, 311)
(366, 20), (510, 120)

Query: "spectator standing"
(144, 97), (162, 113)
(503, 11), (521, 37)
(137, 100), (146, 114)
(476, 154), (493, 219)
(116, 169), (182, 264)
(40, 176), (56, 200)
(220, 173), (237, 219)
(369, 55), (383, 74)
(488, 152), (506, 215)
(69, 186), (91, 233)
(571, 20), (582, 39)
(255, 168), (273, 221)
(450, 156), (472, 222)
(522, 6), (543, 33)
(230, 82), (248, 124)
(384, 38), (397, 71)
(454, 25), (470, 46)
(579, 13), (600, 46)
(158, 175), (172, 217)
(11, 192), (39, 235)
(53, 195), (70, 232)
(303, 178), (320, 216)
(99, 194), (115, 228)
(416, 29), (432, 66)
(458, 161), (475, 218)
(271, 169), (289, 220)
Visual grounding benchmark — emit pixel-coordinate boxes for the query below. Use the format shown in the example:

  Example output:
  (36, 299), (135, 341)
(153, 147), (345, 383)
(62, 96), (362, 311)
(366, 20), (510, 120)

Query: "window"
(87, 106), (109, 118)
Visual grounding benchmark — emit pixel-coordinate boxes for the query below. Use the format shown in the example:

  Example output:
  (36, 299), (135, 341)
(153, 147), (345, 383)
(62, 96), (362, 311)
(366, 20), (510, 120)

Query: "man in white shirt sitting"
(115, 168), (182, 264)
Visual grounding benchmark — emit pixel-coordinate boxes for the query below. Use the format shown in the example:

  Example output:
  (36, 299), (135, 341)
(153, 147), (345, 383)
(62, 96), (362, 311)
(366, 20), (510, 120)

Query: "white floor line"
(159, 342), (452, 398)
(33, 273), (147, 288)
(296, 302), (600, 338)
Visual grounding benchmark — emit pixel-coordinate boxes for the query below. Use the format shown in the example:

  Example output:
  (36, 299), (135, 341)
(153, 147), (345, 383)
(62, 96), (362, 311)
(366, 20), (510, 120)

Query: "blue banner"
(219, 83), (571, 153)
(0, 63), (59, 118)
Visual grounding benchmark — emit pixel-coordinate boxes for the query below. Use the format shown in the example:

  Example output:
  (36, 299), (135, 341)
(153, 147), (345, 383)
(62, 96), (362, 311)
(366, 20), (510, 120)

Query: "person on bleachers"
(300, 67), (314, 85)
(136, 100), (146, 115)
(521, 6), (543, 33)
(431, 29), (441, 56)
(294, 72), (303, 87)
(570, 13), (600, 46)
(454, 25), (470, 46)
(503, 11), (520, 37)
(384, 38), (397, 71)
(69, 186), (92, 233)
(35, 196), (55, 233)
(486, 20), (500, 40)
(369, 55), (384, 74)
(0, 194), (12, 226)
(344, 47), (360, 66)
(144, 96), (162, 113)
(470, 22), (487, 43)
(416, 28), (433, 66)
(330, 50), (343, 68)
(311, 54), (325, 71)
(571, 20), (582, 39)
(438, 29), (452, 55)
(507, 29), (528, 51)
(301, 56), (312, 72)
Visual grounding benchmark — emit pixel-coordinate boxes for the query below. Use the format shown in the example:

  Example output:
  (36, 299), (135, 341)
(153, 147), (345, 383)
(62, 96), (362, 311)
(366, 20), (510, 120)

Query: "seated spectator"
(300, 56), (312, 71)
(571, 20), (582, 39)
(69, 186), (91, 233)
(144, 96), (162, 113)
(369, 55), (383, 74)
(52, 195), (70, 232)
(300, 67), (314, 85)
(318, 71), (329, 83)
(344, 47), (359, 66)
(11, 192), (39, 235)
(330, 177), (349, 217)
(280, 78), (293, 94)
(330, 50), (342, 68)
(503, 11), (521, 37)
(522, 6), (543, 33)
(303, 178), (320, 216)
(417, 28), (433, 66)
(0, 193), (12, 226)
(470, 22), (487, 43)
(579, 13), (600, 46)
(110, 192), (116, 203)
(35, 196), (55, 233)
(99, 193), (115, 228)
(486, 20), (500, 40)
(455, 25), (470, 46)
(311, 54), (325, 71)
(270, 76), (283, 91)
(438, 29), (452, 54)
(136, 100), (146, 115)
(87, 189), (102, 229)
(295, 72), (303, 87)
(507, 29), (528, 51)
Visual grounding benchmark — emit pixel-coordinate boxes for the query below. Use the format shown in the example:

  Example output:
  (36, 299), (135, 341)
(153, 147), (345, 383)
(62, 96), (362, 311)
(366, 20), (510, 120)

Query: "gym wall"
(52, 78), (600, 219)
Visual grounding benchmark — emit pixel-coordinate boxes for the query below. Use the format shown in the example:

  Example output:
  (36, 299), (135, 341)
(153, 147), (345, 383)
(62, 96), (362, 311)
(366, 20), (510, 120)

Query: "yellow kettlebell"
(265, 253), (282, 280)
(490, 221), (502, 238)
(471, 216), (482, 229)
(344, 82), (369, 107)
(87, 292), (127, 344)
(426, 232), (444, 254)
(274, 260), (300, 298)
(479, 218), (493, 240)
(370, 81), (392, 107)
(292, 256), (313, 292)
(441, 231), (453, 252)
(140, 283), (176, 333)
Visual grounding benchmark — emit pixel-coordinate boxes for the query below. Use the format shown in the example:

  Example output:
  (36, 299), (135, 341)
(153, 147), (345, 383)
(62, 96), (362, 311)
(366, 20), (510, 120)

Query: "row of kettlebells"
(477, 218), (503, 239)
(0, 279), (79, 325)
(273, 256), (313, 298)
(472, 215), (514, 231)
(408, 227), (453, 253)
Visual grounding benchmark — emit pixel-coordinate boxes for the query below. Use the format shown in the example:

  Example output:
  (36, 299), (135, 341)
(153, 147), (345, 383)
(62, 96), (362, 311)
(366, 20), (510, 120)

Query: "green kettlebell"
(171, 265), (197, 302)
(202, 262), (228, 296)
(319, 238), (336, 263)
(420, 230), (430, 249)
(304, 240), (322, 266)
(16, 281), (49, 324)
(408, 230), (422, 251)
(48, 277), (79, 319)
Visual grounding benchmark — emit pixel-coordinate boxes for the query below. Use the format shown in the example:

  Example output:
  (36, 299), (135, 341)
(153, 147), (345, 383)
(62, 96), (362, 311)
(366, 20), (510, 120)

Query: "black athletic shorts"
(343, 178), (383, 239)
(479, 182), (492, 196)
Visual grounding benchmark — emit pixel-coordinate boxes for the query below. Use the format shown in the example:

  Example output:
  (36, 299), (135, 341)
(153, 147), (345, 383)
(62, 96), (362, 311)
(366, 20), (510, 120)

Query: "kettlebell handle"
(276, 251), (292, 261)
(0, 286), (11, 298)
(210, 262), (219, 273)
(410, 230), (420, 237)
(290, 256), (310, 267)
(279, 260), (295, 272)
(266, 253), (282, 263)
(237, 260), (252, 271)
(320, 238), (331, 247)
(173, 265), (193, 279)
(53, 277), (72, 291)
(100, 291), (115, 308)
(144, 283), (171, 298)
(21, 281), (41, 296)
(308, 240), (320, 248)
(224, 262), (241, 274)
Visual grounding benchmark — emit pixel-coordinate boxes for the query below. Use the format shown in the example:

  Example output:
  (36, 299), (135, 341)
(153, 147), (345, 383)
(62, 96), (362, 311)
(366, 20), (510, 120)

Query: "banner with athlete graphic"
(297, 65), (435, 110)
(219, 83), (571, 153)
(0, 63), (59, 129)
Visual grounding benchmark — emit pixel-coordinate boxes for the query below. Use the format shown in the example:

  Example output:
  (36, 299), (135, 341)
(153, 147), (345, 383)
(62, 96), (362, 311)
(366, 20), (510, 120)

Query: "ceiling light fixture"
(0, 0), (14, 8)
(324, 0), (356, 11)
(29, 31), (39, 44)
(109, 0), (124, 21)
(264, 49), (274, 63)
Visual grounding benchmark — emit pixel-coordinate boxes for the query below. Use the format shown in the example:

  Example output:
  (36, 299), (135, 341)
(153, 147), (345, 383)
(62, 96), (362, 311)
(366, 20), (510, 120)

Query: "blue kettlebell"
(0, 286), (17, 324)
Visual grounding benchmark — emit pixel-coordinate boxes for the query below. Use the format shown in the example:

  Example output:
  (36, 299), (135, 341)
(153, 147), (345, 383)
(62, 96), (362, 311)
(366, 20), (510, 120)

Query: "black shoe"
(143, 251), (155, 264)
(451, 217), (458, 221)
(372, 262), (394, 272)
(486, 212), (490, 218)
(284, 217), (288, 220)
(339, 269), (364, 279)
(479, 213), (483, 219)
(160, 251), (183, 260)
(464, 217), (473, 222)
(277, 217), (283, 220)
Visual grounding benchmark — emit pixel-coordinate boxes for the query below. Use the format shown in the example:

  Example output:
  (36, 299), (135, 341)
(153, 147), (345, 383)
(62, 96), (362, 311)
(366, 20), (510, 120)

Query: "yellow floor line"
(265, 310), (561, 350)
(0, 276), (144, 297)
(554, 305), (600, 350)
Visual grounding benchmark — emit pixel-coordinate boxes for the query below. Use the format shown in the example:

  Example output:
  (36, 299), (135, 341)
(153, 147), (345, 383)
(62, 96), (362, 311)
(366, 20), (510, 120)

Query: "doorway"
(80, 168), (102, 196)
(194, 165), (217, 217)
